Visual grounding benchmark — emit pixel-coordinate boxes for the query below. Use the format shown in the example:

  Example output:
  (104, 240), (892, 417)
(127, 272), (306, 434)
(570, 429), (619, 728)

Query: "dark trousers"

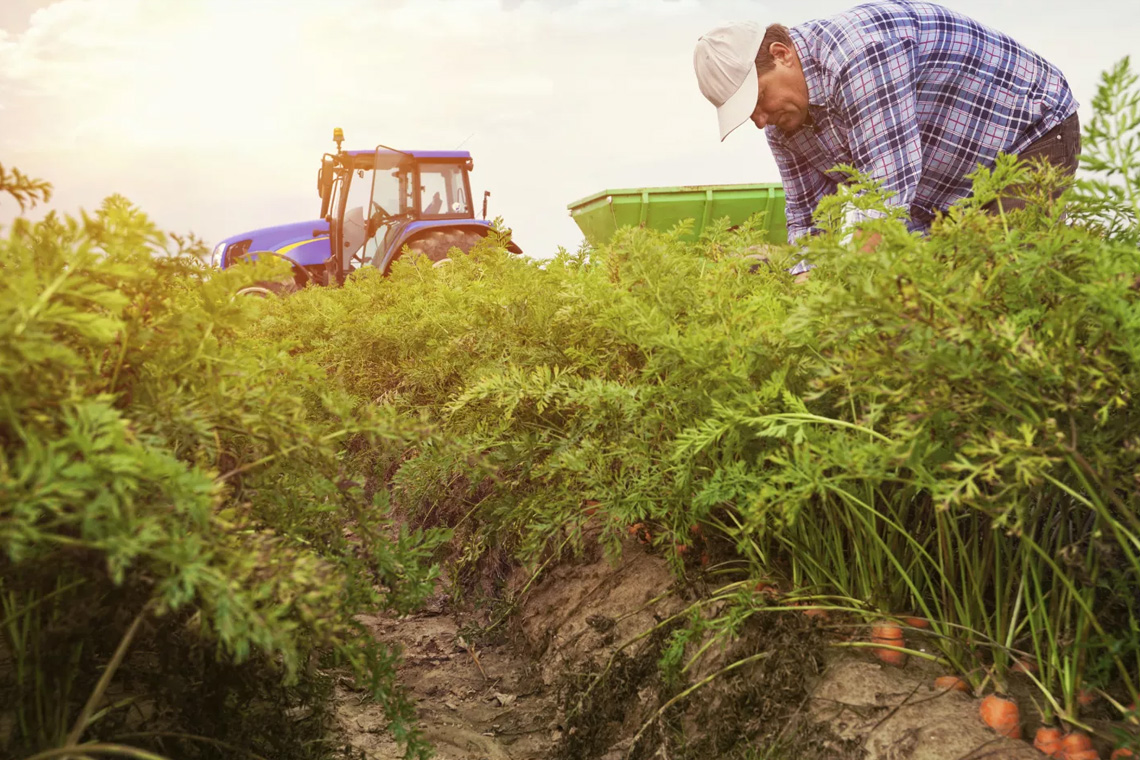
(984, 112), (1081, 213)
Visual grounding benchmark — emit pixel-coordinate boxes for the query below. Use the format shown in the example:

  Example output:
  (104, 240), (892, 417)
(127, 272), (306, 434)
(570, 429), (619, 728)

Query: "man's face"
(749, 42), (810, 133)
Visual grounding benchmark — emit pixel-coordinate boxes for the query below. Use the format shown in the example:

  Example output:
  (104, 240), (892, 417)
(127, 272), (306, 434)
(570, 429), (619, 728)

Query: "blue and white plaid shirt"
(768, 1), (1078, 244)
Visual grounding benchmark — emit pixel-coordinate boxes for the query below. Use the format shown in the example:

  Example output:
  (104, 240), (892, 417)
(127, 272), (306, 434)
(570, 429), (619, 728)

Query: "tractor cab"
(328, 147), (477, 277)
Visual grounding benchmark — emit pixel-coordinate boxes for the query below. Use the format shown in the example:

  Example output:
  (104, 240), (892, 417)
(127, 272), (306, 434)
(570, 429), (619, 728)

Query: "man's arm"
(767, 130), (836, 244)
(834, 37), (924, 224)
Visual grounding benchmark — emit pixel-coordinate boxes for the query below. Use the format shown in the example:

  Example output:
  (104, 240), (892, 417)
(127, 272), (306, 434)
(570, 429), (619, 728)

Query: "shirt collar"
(789, 26), (827, 108)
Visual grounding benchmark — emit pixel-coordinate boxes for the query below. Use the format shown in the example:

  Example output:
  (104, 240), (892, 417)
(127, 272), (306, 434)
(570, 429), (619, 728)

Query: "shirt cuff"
(787, 258), (814, 275)
(845, 206), (890, 228)
(788, 225), (814, 244)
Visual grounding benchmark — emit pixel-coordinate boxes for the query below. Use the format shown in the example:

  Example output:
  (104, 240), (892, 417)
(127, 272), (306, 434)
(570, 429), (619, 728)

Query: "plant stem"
(23, 743), (171, 760)
(63, 610), (147, 748)
(625, 650), (773, 759)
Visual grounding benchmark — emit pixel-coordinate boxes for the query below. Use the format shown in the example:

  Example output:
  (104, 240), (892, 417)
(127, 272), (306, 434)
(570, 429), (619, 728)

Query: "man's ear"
(768, 41), (794, 66)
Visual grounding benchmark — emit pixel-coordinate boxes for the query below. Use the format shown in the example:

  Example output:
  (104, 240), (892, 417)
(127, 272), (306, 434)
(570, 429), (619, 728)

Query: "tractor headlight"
(212, 241), (228, 267)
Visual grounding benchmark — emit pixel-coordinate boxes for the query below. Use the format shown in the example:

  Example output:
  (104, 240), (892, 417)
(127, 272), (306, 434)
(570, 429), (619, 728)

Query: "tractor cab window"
(362, 154), (411, 267)
(337, 167), (379, 271)
(370, 163), (407, 221)
(418, 165), (469, 218)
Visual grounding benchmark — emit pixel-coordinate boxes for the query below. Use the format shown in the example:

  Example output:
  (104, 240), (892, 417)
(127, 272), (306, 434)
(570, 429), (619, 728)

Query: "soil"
(336, 533), (1049, 760)
(337, 607), (552, 760)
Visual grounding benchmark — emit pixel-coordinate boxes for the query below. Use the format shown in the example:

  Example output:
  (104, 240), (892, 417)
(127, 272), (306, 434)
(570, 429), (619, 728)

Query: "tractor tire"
(403, 229), (487, 266)
(235, 280), (298, 297)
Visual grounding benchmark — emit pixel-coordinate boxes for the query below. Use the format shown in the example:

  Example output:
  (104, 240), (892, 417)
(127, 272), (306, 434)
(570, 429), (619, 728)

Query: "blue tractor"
(211, 128), (521, 293)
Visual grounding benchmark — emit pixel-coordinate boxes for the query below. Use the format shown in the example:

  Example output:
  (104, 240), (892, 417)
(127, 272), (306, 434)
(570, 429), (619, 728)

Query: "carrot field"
(2, 59), (1140, 760)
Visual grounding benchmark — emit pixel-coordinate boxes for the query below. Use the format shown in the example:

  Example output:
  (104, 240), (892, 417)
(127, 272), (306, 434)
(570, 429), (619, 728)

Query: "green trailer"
(567, 183), (787, 247)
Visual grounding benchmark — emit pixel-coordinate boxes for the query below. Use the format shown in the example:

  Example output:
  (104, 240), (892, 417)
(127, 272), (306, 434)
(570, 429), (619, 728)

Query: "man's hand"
(855, 230), (883, 253)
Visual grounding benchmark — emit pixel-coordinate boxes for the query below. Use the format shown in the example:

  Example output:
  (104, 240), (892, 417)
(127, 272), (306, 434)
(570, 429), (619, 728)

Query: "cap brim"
(716, 65), (758, 141)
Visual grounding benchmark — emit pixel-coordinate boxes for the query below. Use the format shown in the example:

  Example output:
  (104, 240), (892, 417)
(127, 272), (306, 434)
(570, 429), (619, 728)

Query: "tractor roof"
(345, 149), (471, 160)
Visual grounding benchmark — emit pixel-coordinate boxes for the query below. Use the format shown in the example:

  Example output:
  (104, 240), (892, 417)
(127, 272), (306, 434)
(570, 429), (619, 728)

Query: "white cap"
(694, 21), (764, 141)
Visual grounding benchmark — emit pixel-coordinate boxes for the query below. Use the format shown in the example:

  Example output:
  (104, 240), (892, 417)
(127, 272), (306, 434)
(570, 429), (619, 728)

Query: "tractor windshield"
(360, 151), (411, 267)
(369, 153), (410, 221)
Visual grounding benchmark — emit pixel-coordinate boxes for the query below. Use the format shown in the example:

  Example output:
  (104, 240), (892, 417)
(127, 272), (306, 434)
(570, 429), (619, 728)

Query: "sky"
(1, 0), (1137, 259)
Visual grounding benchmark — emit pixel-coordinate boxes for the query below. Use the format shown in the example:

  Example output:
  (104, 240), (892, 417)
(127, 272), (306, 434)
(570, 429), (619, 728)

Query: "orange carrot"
(871, 621), (903, 638)
(1062, 731), (1093, 751)
(934, 675), (970, 693)
(1062, 731), (1095, 759)
(674, 543), (688, 555)
(1012, 658), (1038, 675)
(801, 606), (829, 621)
(979, 694), (1021, 739)
(870, 622), (906, 666)
(903, 616), (930, 629)
(583, 499), (599, 516)
(1077, 688), (1097, 707)
(1111, 749), (1135, 759)
(699, 552), (709, 567)
(1033, 726), (1064, 758)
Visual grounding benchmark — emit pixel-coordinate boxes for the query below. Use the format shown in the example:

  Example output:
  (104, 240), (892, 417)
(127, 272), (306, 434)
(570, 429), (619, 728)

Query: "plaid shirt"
(768, 1), (1077, 243)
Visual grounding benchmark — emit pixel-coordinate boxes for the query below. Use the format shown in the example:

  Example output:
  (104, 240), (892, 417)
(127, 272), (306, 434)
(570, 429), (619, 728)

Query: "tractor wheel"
(235, 280), (298, 297)
(403, 229), (487, 266)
